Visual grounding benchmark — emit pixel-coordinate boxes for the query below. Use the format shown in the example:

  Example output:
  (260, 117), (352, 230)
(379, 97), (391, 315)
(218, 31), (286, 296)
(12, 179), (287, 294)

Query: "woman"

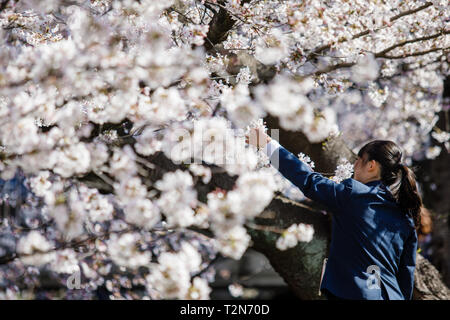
(246, 127), (421, 300)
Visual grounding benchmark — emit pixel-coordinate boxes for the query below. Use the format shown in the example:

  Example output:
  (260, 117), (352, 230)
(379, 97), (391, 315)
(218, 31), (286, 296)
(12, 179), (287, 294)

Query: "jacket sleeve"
(263, 140), (353, 212)
(397, 228), (418, 300)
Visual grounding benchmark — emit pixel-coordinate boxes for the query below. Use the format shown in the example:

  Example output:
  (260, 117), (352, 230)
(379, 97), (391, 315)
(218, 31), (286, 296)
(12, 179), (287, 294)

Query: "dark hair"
(357, 140), (423, 228)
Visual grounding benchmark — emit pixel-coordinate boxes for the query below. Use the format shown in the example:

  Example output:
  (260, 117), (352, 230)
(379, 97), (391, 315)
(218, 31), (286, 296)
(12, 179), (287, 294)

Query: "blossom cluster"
(275, 223), (315, 251)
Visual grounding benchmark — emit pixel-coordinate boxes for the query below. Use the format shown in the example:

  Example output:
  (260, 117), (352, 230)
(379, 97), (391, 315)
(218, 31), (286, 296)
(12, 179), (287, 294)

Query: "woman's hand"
(245, 126), (271, 149)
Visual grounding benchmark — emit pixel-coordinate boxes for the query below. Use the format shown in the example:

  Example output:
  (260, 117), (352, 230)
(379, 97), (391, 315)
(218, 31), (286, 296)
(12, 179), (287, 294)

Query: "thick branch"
(0, 0), (10, 12)
(203, 0), (251, 52)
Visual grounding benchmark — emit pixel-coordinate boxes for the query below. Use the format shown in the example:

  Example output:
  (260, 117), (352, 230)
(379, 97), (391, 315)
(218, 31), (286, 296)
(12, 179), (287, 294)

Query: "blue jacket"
(264, 140), (418, 300)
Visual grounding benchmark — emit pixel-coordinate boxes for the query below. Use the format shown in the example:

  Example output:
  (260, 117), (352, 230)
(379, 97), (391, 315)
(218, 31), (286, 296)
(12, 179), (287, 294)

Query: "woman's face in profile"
(353, 153), (368, 183)
(353, 152), (381, 183)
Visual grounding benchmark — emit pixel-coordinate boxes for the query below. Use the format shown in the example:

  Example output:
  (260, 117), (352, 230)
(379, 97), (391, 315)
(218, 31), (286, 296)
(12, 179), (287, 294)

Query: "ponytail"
(396, 164), (423, 228)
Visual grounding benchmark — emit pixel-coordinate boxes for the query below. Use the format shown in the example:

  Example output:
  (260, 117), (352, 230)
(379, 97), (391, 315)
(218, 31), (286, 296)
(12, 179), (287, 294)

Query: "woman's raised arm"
(263, 139), (353, 212)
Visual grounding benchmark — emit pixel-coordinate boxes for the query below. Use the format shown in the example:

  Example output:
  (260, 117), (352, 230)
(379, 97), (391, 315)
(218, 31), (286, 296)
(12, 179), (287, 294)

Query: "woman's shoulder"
(342, 178), (382, 195)
(345, 179), (399, 204)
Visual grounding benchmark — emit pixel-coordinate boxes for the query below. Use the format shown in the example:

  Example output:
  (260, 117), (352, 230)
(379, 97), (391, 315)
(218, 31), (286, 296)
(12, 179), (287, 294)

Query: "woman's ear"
(367, 160), (378, 172)
(368, 160), (382, 176)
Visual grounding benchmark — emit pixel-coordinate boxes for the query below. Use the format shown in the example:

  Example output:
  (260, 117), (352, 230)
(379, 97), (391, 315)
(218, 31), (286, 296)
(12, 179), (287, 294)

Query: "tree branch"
(306, 2), (434, 60)
(311, 46), (447, 76)
(203, 0), (252, 52)
(379, 47), (449, 60)
(375, 30), (449, 57)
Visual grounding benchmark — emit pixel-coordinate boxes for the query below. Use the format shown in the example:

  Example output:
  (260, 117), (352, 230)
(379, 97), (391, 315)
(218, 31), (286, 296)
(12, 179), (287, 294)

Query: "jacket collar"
(364, 179), (383, 187)
(365, 179), (397, 202)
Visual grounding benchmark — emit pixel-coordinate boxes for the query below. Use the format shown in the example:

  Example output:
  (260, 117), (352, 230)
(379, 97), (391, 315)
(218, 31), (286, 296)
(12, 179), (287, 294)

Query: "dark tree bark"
(203, 0), (252, 52)
(414, 76), (450, 288)
(414, 254), (450, 300)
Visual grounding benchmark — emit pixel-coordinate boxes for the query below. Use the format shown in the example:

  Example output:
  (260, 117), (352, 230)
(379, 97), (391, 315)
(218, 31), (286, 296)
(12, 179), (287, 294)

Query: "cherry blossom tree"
(0, 0), (448, 299)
